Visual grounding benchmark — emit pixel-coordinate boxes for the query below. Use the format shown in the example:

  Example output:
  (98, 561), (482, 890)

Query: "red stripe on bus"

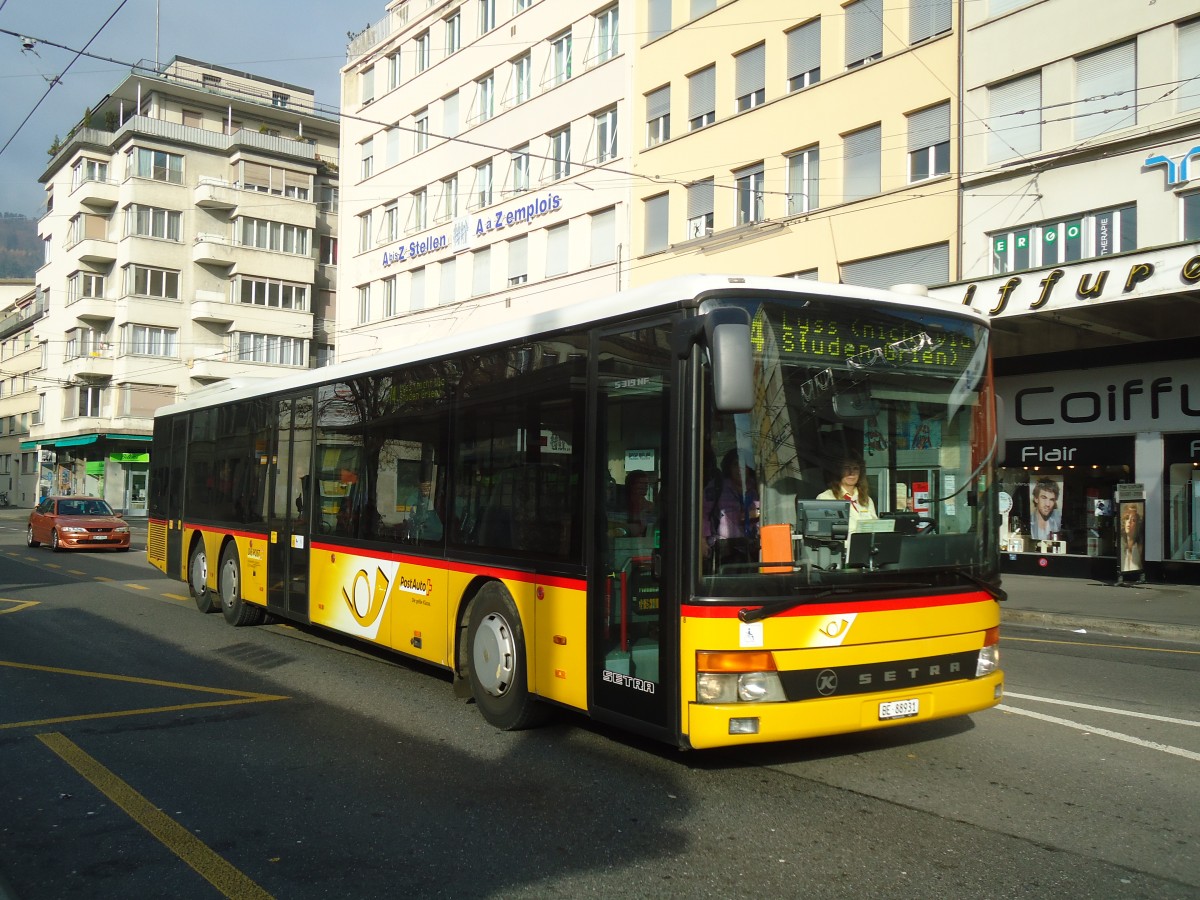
(309, 540), (585, 591)
(682, 591), (992, 618)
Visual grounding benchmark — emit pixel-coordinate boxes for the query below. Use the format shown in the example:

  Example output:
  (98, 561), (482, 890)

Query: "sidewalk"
(0, 504), (1195, 644)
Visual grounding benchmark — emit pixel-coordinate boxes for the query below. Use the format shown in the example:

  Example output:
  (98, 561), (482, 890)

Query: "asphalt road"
(0, 524), (1196, 899)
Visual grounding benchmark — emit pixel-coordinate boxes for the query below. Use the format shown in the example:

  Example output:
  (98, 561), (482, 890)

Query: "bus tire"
(219, 543), (264, 626)
(189, 542), (218, 614)
(466, 583), (546, 730)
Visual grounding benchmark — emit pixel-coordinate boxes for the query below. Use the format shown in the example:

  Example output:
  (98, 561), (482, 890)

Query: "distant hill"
(0, 213), (40, 278)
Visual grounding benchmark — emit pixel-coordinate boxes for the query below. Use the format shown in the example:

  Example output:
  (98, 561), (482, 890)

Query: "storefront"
(21, 433), (152, 517)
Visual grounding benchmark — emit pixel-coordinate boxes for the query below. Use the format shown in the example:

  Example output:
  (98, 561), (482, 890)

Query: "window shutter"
(645, 194), (669, 253)
(910, 0), (950, 44)
(787, 20), (820, 82)
(409, 268), (426, 311)
(735, 44), (765, 99)
(688, 179), (714, 218)
(472, 247), (491, 295)
(908, 103), (949, 152)
(648, 0), (671, 41)
(284, 170), (309, 192)
(844, 125), (881, 201)
(988, 73), (1041, 161)
(1075, 42), (1136, 139)
(546, 223), (569, 276)
(691, 0), (716, 18)
(845, 0), (883, 66)
(688, 66), (716, 119)
(842, 244), (949, 290)
(1180, 19), (1200, 112)
(243, 162), (270, 189)
(439, 258), (456, 304)
(508, 235), (528, 279)
(590, 208), (616, 265)
(646, 86), (670, 122)
(444, 93), (460, 136)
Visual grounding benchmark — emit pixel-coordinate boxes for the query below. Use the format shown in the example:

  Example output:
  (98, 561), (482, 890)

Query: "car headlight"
(114, 526), (130, 533)
(59, 525), (88, 533)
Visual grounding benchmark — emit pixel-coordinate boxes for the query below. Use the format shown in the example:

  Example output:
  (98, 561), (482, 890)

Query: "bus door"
(268, 395), (313, 620)
(164, 416), (188, 578)
(590, 320), (676, 736)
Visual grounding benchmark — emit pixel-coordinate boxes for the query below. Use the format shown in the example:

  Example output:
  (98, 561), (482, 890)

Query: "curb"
(1001, 609), (1200, 644)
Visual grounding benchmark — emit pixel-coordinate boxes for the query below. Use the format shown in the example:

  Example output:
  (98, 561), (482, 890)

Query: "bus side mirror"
(705, 308), (753, 413)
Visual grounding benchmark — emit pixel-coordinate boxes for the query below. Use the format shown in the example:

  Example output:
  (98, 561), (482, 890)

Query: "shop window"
(1164, 434), (1200, 562)
(991, 205), (1136, 274)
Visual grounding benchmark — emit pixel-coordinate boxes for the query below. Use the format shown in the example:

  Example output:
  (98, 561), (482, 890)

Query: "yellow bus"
(148, 275), (1004, 749)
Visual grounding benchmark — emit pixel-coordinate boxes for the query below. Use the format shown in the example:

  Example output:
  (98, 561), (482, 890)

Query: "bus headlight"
(976, 627), (1000, 677)
(696, 651), (785, 704)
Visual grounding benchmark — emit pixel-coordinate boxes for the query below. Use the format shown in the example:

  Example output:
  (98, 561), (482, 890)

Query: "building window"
(594, 107), (618, 163)
(440, 176), (459, 222)
(1185, 192), (1200, 241)
(648, 0), (671, 41)
(445, 11), (461, 55)
(357, 285), (371, 324)
(476, 72), (495, 123)
(512, 52), (532, 105)
(841, 243), (949, 291)
(549, 127), (571, 180)
(411, 188), (428, 232)
(127, 147), (183, 184)
(688, 65), (716, 130)
(388, 52), (402, 90)
(735, 163), (765, 225)
(415, 31), (430, 73)
(691, 0), (716, 18)
(67, 272), (105, 304)
(383, 276), (398, 318)
(236, 333), (308, 366)
(480, 0), (497, 35)
(1075, 41), (1136, 140)
(646, 85), (670, 147)
(383, 203), (399, 242)
(787, 146), (819, 214)
(508, 235), (528, 285)
(551, 31), (573, 86)
(65, 327), (108, 361)
(845, 0), (883, 69)
(644, 193), (669, 253)
(907, 102), (950, 182)
(1179, 19), (1200, 114)
(787, 19), (821, 91)
(910, 0), (950, 44)
(687, 179), (714, 238)
(71, 158), (108, 188)
(359, 212), (373, 252)
(843, 124), (881, 201)
(590, 207), (616, 265)
(472, 246), (491, 295)
(514, 0), (532, 12)
(360, 136), (374, 179)
(125, 324), (178, 357)
(410, 267), (426, 311)
(990, 205), (1137, 274)
(75, 385), (103, 418)
(595, 6), (619, 64)
(125, 265), (179, 300)
(988, 72), (1041, 162)
(474, 160), (493, 208)
(238, 278), (308, 310)
(439, 257), (457, 304)
(126, 204), (181, 241)
(320, 235), (338, 266)
(510, 145), (530, 193)
(360, 65), (375, 104)
(414, 112), (430, 153)
(239, 218), (311, 255)
(545, 222), (568, 276)
(734, 43), (766, 112)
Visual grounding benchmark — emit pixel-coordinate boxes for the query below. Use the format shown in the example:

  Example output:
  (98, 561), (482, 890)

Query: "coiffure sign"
(1000, 359), (1200, 439)
(929, 242), (1200, 319)
(380, 191), (563, 270)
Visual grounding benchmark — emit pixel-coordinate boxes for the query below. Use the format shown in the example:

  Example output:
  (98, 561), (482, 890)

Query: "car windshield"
(698, 293), (999, 598)
(59, 500), (114, 516)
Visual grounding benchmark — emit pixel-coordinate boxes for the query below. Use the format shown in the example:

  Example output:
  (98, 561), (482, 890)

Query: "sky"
(0, 0), (386, 217)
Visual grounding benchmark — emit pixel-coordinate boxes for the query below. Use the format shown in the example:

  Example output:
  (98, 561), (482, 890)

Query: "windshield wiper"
(738, 582), (931, 623)
(949, 568), (1008, 602)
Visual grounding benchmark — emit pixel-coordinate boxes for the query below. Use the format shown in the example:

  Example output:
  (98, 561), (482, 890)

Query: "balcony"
(72, 238), (117, 264)
(72, 177), (119, 208)
(62, 350), (114, 381)
(192, 233), (235, 266)
(190, 290), (235, 326)
(194, 178), (240, 211)
(69, 297), (116, 324)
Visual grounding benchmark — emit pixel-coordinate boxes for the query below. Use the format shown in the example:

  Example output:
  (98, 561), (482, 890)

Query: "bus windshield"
(699, 293), (997, 596)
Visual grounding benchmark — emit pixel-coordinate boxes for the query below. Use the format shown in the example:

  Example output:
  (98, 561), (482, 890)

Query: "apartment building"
(339, 0), (629, 362)
(0, 279), (41, 507)
(33, 58), (340, 513)
(926, 0), (1200, 582)
(629, 0), (959, 288)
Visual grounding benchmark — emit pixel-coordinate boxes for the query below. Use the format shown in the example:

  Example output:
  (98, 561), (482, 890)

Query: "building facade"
(31, 58), (340, 514)
(0, 279), (41, 507)
(928, 0), (1200, 582)
(339, 0), (630, 362)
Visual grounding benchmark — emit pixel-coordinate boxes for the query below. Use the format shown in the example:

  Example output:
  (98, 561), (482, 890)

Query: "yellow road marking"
(0, 598), (38, 615)
(127, 584), (148, 591)
(37, 732), (274, 900)
(68, 569), (86, 575)
(1003, 635), (1200, 656)
(163, 593), (190, 603)
(94, 576), (114, 583)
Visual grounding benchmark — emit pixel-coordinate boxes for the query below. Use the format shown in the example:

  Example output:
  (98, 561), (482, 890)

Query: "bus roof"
(156, 274), (986, 416)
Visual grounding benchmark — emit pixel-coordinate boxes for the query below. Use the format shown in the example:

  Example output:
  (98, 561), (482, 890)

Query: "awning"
(19, 432), (152, 451)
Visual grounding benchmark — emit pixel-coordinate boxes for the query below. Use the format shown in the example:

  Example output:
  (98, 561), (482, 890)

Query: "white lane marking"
(1004, 691), (1200, 728)
(997, 705), (1200, 762)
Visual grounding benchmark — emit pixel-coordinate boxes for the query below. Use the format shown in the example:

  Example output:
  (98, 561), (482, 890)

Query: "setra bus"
(147, 274), (1004, 749)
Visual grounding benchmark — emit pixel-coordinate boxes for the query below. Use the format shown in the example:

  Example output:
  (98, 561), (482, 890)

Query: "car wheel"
(466, 582), (547, 730)
(219, 543), (264, 626)
(189, 543), (217, 613)
(27, 525), (40, 548)
(51, 530), (62, 552)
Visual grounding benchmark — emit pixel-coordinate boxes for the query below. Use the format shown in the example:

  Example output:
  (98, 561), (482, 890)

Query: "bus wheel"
(219, 543), (264, 626)
(466, 583), (546, 730)
(189, 543), (217, 614)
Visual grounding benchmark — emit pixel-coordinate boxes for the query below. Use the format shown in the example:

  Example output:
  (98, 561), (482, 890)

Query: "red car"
(27, 496), (131, 552)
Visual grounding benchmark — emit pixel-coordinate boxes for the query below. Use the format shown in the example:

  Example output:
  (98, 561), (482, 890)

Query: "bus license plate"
(879, 698), (919, 720)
